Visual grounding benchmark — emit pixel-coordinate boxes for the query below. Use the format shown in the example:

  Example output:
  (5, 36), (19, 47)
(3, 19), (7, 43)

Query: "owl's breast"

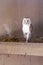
(22, 24), (30, 34)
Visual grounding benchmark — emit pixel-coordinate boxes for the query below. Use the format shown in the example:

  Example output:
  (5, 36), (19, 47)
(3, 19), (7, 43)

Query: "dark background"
(0, 0), (43, 38)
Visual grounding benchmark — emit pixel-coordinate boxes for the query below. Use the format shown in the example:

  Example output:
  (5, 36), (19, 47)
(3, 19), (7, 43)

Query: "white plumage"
(22, 18), (32, 42)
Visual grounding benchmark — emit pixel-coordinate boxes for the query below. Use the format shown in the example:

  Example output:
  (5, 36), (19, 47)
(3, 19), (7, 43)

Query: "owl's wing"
(30, 24), (33, 32)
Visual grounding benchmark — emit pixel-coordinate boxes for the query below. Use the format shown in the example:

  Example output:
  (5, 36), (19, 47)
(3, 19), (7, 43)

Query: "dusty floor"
(0, 36), (43, 43)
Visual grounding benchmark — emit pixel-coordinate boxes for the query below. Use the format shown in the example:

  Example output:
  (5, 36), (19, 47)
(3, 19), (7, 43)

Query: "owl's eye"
(24, 20), (26, 23)
(27, 20), (29, 24)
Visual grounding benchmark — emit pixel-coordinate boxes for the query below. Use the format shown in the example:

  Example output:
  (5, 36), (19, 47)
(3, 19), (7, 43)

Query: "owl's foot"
(26, 39), (28, 43)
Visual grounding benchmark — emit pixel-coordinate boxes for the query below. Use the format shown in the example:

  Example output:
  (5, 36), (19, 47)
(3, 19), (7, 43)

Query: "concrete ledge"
(0, 42), (43, 56)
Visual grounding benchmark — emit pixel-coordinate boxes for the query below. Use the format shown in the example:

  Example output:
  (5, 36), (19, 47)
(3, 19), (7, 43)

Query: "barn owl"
(22, 17), (32, 42)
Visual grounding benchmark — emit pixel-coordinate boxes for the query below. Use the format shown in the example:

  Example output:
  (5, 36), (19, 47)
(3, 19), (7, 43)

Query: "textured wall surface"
(0, 0), (43, 38)
(0, 55), (43, 65)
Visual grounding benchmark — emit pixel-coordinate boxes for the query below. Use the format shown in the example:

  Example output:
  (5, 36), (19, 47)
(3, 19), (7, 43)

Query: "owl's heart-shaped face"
(22, 18), (31, 25)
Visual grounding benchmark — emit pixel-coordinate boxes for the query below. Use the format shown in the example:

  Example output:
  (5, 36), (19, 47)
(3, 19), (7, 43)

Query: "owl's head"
(22, 17), (31, 25)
